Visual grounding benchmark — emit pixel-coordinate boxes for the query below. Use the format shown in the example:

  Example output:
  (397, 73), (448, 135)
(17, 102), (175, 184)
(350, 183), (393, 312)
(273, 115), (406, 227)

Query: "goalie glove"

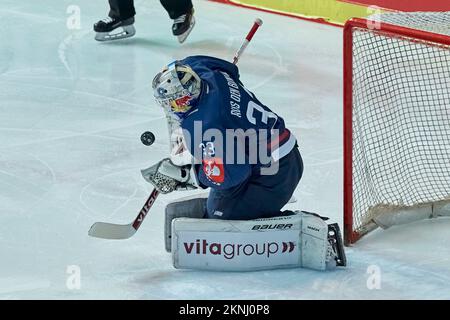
(141, 158), (199, 194)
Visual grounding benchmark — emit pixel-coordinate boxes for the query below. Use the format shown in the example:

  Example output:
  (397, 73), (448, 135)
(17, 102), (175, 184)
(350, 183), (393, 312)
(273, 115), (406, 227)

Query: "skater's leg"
(108, 0), (136, 20)
(160, 0), (195, 43)
(160, 0), (193, 19)
(94, 0), (136, 41)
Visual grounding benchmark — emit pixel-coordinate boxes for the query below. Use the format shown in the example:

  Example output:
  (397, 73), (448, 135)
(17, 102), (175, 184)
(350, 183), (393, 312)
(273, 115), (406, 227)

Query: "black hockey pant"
(206, 146), (304, 220)
(108, 0), (193, 20)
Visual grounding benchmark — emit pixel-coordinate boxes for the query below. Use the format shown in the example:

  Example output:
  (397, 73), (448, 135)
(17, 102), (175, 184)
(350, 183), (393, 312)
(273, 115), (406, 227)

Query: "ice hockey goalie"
(141, 56), (346, 271)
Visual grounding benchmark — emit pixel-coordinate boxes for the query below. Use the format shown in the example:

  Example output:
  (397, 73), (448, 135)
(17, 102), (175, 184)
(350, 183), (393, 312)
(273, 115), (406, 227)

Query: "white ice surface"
(1, 0), (449, 299)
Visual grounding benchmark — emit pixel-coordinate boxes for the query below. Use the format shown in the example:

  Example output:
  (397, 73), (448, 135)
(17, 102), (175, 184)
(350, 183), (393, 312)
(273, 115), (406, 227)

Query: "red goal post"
(343, 17), (450, 245)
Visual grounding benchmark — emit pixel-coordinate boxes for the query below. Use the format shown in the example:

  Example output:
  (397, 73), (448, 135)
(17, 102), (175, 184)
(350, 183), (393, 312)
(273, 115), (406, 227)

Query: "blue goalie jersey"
(178, 56), (297, 190)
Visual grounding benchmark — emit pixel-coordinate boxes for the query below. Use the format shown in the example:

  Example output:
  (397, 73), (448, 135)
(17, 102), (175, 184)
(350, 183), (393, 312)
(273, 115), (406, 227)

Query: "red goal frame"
(343, 18), (450, 245)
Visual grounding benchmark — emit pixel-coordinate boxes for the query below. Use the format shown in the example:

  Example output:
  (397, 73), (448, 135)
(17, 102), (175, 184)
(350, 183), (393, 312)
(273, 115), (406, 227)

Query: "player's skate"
(326, 223), (347, 268)
(94, 17), (136, 42)
(172, 8), (195, 44)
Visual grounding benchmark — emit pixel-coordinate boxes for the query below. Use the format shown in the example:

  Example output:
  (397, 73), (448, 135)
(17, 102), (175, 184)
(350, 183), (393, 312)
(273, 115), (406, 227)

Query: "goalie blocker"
(166, 198), (346, 271)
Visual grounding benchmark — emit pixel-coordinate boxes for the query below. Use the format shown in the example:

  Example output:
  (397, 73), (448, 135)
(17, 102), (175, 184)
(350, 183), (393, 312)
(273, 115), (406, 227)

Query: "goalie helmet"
(152, 61), (202, 120)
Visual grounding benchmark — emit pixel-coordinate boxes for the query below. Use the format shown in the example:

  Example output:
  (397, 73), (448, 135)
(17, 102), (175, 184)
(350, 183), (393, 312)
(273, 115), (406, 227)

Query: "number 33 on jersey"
(179, 56), (297, 190)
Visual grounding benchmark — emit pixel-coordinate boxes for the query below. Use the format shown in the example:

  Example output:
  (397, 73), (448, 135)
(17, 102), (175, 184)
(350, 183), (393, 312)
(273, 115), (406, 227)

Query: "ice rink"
(1, 0), (450, 299)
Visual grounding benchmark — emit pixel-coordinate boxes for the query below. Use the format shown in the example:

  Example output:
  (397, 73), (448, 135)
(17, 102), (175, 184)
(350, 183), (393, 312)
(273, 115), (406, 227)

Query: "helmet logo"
(175, 95), (192, 106)
(170, 94), (193, 113)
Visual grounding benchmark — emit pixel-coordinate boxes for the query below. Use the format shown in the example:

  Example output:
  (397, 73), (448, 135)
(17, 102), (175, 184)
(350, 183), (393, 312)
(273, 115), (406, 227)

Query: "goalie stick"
(88, 18), (263, 240)
(88, 188), (159, 239)
(233, 18), (263, 65)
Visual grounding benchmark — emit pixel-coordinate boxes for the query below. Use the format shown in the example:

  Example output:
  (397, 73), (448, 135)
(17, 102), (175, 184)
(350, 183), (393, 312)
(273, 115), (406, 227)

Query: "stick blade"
(88, 222), (136, 240)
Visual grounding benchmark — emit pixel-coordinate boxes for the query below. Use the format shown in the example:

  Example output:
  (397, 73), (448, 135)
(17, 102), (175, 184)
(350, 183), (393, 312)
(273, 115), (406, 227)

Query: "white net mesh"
(368, 11), (450, 36)
(349, 12), (450, 237)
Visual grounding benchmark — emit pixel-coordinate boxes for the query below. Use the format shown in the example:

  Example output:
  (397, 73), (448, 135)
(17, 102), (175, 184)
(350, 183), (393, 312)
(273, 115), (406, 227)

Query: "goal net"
(344, 12), (450, 245)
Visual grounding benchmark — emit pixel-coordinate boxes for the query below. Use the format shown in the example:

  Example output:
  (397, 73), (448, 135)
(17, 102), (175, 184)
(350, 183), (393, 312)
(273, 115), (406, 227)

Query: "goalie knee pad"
(165, 194), (207, 252)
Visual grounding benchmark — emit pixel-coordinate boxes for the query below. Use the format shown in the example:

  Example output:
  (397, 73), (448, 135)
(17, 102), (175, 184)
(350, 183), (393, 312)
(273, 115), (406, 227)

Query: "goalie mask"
(152, 61), (202, 121)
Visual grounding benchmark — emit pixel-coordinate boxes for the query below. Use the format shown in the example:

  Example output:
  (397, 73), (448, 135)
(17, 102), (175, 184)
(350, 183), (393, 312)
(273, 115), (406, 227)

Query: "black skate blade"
(329, 223), (347, 267)
(95, 25), (136, 42)
(177, 17), (196, 44)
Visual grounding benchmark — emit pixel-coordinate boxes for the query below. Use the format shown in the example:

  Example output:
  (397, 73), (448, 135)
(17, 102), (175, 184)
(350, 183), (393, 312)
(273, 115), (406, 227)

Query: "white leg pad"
(300, 212), (329, 271)
(171, 212), (333, 271)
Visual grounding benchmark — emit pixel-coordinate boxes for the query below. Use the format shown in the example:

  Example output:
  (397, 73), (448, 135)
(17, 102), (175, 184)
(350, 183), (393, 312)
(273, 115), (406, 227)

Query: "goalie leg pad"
(165, 194), (207, 252)
(300, 211), (346, 269)
(300, 211), (330, 271)
(171, 211), (346, 271)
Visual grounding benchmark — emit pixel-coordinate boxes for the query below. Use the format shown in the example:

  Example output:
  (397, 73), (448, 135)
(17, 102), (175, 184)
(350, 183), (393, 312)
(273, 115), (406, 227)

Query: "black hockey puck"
(141, 131), (155, 146)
